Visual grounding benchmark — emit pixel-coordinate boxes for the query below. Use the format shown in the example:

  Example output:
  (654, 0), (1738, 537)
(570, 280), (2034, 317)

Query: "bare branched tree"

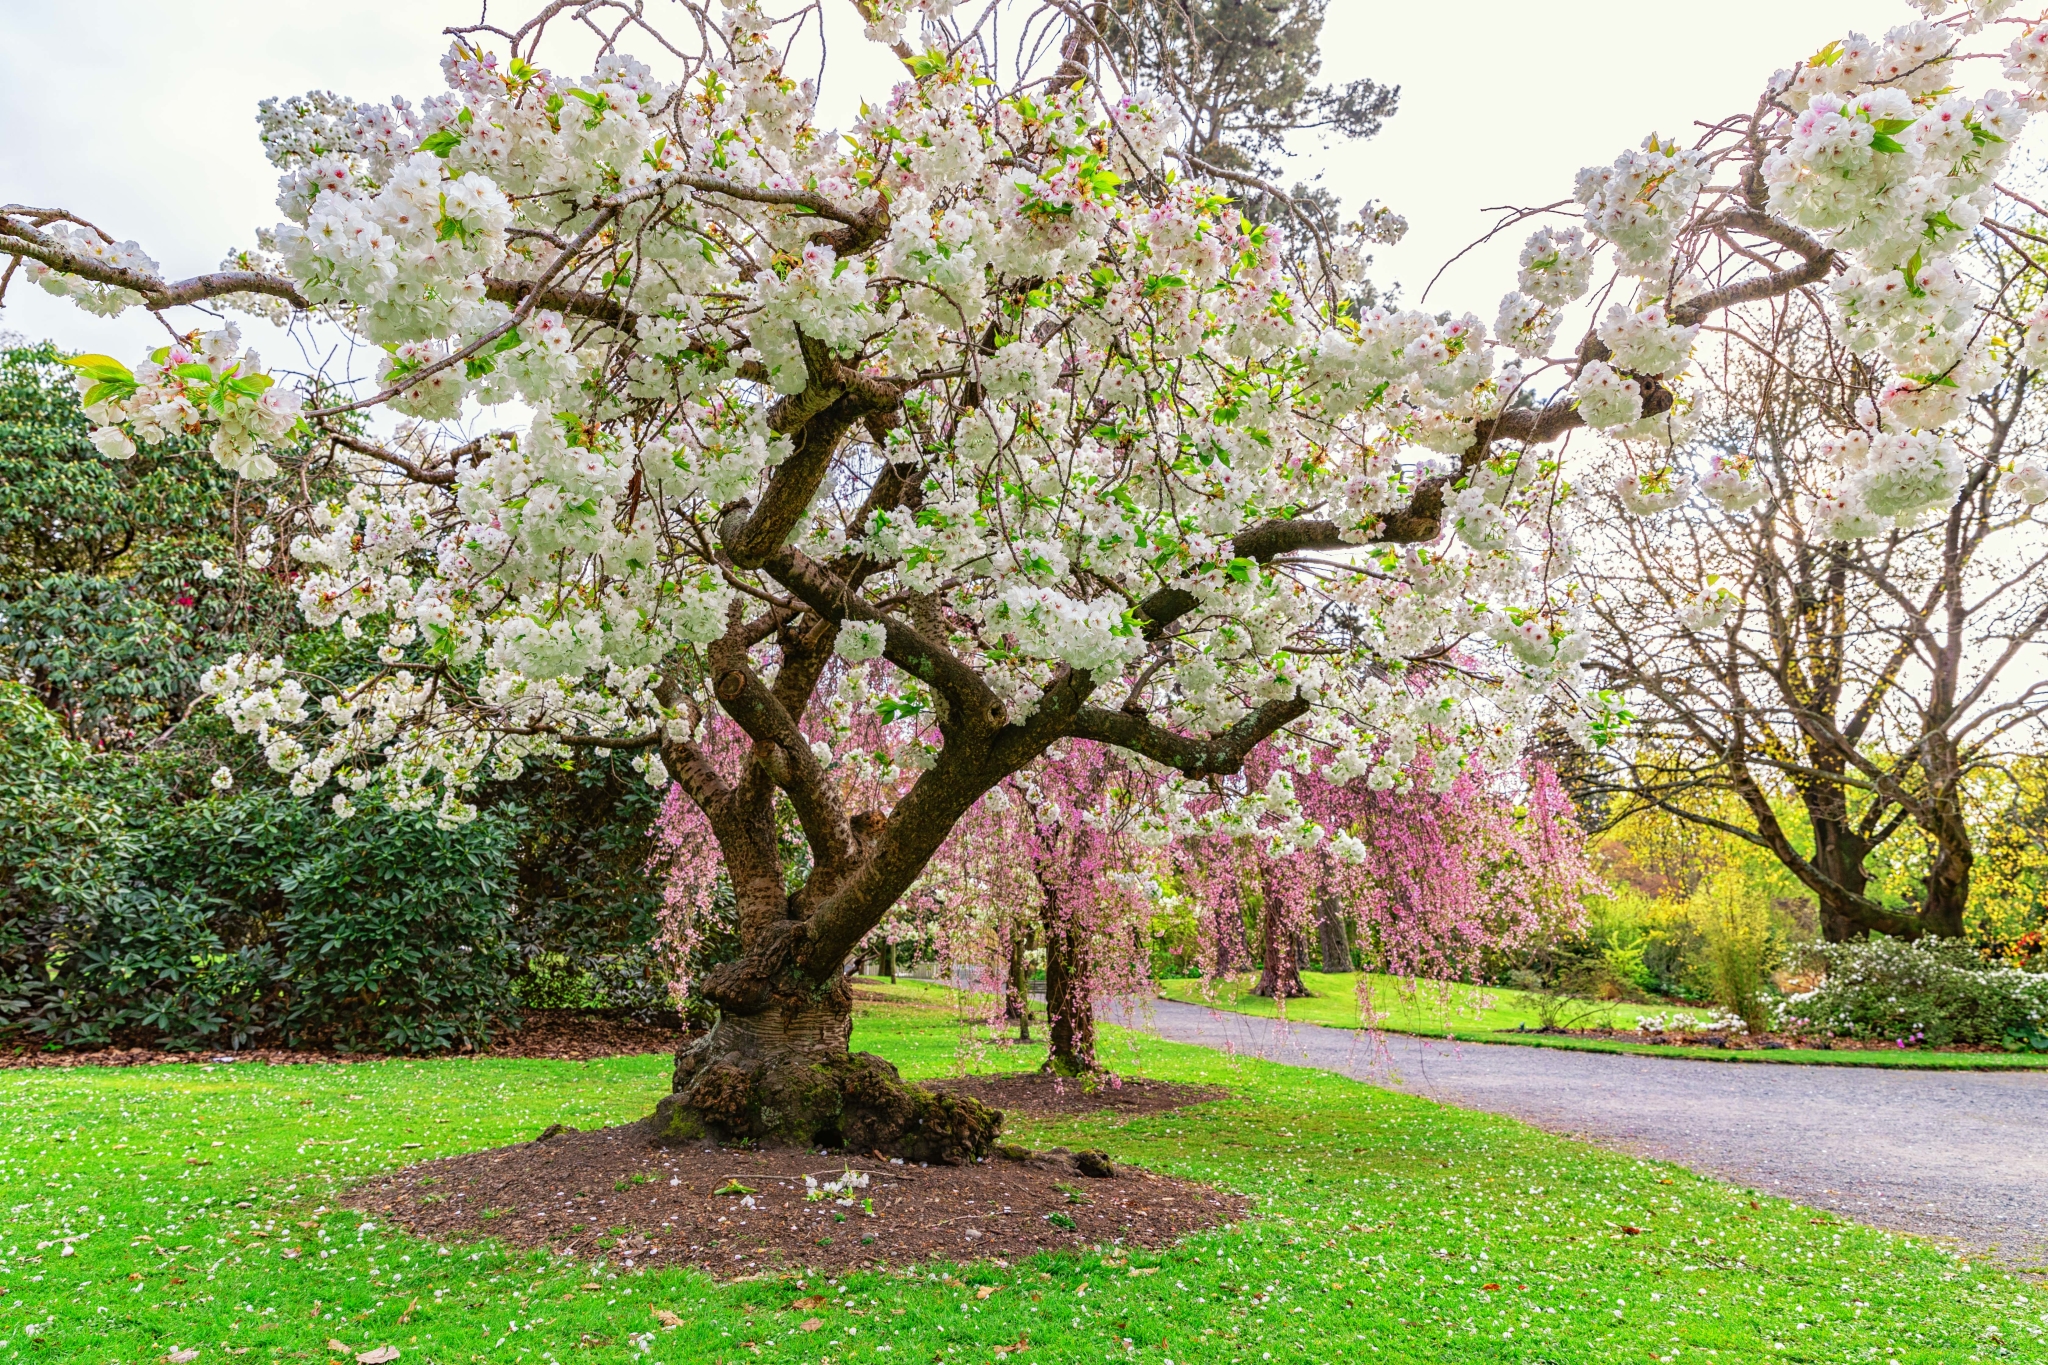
(1580, 243), (2048, 940)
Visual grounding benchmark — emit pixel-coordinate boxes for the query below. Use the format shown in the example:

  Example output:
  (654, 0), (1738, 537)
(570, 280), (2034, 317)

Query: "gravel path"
(1124, 998), (2048, 1265)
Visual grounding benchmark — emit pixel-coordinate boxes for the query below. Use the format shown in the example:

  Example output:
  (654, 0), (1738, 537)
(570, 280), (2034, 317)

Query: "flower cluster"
(1813, 429), (1966, 536)
(24, 222), (160, 315)
(64, 325), (304, 479)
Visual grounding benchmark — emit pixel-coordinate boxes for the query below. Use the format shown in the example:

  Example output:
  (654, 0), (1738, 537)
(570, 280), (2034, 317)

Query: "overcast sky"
(1, 0), (1886, 365)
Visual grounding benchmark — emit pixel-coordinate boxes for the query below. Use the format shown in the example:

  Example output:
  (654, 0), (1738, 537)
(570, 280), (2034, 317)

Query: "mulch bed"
(925, 1071), (1229, 1117)
(1525, 1026), (2021, 1054)
(0, 1009), (695, 1070)
(341, 1119), (1247, 1279)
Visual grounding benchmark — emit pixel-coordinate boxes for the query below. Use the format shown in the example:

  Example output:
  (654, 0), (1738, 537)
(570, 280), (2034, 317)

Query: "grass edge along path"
(4, 996), (2040, 1364)
(1150, 971), (2048, 1072)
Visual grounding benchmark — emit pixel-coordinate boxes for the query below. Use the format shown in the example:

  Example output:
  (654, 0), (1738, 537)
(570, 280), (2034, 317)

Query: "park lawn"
(1156, 969), (1707, 1033)
(1149, 971), (2048, 1070)
(3, 999), (2036, 1365)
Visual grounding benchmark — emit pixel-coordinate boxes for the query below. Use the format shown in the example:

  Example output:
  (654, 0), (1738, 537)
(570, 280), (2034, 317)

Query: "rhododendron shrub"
(9, 0), (2036, 1154)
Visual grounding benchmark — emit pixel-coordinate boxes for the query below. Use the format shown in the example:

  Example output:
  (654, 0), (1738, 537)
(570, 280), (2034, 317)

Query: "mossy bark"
(652, 978), (1000, 1163)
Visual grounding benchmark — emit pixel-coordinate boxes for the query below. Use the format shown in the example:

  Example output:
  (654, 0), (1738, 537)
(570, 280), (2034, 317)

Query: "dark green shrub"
(278, 802), (520, 1052)
(32, 887), (280, 1051)
(494, 761), (672, 1021)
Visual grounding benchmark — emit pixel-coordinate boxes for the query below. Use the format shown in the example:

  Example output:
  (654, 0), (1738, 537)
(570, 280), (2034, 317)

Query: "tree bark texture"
(1039, 876), (1097, 1075)
(655, 977), (999, 1161)
(1251, 860), (1310, 999)
(1314, 891), (1353, 972)
(1005, 924), (1033, 1043)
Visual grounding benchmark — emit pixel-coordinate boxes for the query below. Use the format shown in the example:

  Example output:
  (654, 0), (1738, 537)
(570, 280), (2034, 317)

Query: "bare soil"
(925, 1071), (1229, 1117)
(0, 1009), (695, 1070)
(342, 1119), (1246, 1279)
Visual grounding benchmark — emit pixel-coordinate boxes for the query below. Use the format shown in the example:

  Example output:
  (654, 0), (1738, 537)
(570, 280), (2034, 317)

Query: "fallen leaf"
(579, 1282), (602, 1291)
(653, 1309), (683, 1328)
(328, 1341), (350, 1353)
(1127, 1267), (1158, 1277)
(355, 1348), (401, 1364)
(975, 1285), (1000, 1299)
(1482, 1283), (1500, 1291)
(168, 1352), (200, 1364)
(800, 1317), (824, 1332)
(1620, 1226), (1642, 1236)
(713, 1180), (757, 1196)
(788, 1295), (828, 1311)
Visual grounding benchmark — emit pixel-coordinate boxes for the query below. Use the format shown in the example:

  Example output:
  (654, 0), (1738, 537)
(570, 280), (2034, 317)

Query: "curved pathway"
(1123, 998), (2048, 1265)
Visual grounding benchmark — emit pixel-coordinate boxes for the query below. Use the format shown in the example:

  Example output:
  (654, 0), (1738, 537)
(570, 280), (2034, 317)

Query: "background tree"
(1098, 0), (1398, 178)
(1172, 749), (1591, 1004)
(1579, 245), (2048, 942)
(1098, 0), (1405, 303)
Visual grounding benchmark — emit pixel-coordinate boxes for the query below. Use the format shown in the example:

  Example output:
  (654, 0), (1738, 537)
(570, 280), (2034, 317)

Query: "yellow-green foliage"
(1689, 868), (1779, 1032)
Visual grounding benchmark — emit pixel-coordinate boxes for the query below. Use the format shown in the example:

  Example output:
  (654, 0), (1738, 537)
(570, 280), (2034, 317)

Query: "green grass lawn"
(6, 998), (2039, 1365)
(1157, 971), (1703, 1034)
(1151, 971), (2048, 1071)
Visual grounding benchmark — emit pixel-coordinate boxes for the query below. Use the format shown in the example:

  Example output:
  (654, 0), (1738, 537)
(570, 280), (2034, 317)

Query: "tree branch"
(1070, 695), (1310, 776)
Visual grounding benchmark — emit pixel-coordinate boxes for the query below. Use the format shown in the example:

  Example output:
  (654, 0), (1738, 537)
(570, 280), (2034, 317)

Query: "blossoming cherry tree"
(7, 0), (2042, 1155)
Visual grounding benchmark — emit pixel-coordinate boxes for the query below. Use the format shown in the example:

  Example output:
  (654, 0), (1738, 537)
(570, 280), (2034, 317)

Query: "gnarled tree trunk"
(657, 977), (997, 1160)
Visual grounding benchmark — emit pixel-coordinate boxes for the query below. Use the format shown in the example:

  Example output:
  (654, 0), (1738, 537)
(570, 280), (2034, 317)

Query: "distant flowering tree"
(7, 0), (2039, 1154)
(1170, 749), (1594, 1005)
(920, 740), (1159, 1074)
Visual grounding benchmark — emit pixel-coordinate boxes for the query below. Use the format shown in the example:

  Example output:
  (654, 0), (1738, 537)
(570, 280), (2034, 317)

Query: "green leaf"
(418, 129), (463, 158)
(907, 50), (948, 79)
(62, 353), (133, 380)
(1870, 133), (1907, 155)
(567, 88), (608, 110)
(876, 696), (926, 723)
(714, 1180), (757, 1196)
(1224, 557), (1254, 586)
(169, 362), (216, 382)
(1868, 118), (1914, 136)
